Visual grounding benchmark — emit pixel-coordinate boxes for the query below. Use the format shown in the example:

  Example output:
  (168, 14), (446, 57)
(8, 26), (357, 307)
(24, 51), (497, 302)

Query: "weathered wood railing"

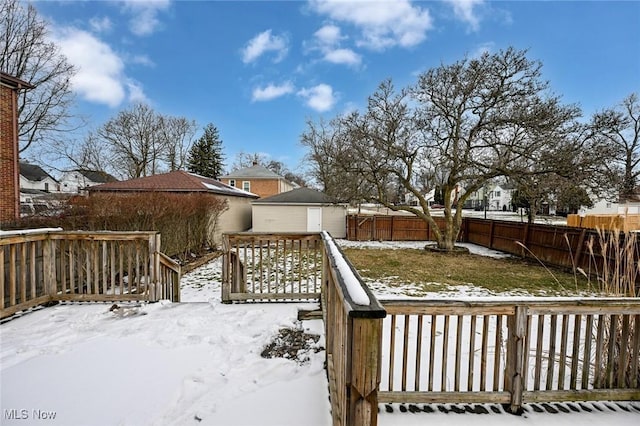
(1, 230), (181, 319)
(222, 232), (640, 425)
(221, 232), (323, 303)
(321, 232), (386, 426)
(379, 298), (640, 412)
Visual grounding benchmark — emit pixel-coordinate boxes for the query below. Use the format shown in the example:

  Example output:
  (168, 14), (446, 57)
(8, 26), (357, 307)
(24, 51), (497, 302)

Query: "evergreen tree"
(187, 123), (225, 178)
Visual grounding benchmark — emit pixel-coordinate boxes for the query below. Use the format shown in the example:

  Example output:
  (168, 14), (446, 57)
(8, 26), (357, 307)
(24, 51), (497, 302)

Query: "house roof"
(253, 187), (339, 204)
(0, 72), (34, 90)
(89, 170), (258, 198)
(20, 163), (57, 182)
(78, 170), (118, 183)
(220, 164), (284, 180)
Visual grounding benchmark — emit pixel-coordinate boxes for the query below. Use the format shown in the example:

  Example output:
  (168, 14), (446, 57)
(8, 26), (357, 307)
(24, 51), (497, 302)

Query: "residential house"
(219, 162), (296, 198)
(404, 185), (462, 208)
(19, 163), (60, 194)
(59, 170), (118, 193)
(19, 163), (68, 216)
(464, 183), (515, 211)
(0, 73), (33, 224)
(89, 170), (258, 245)
(252, 187), (347, 238)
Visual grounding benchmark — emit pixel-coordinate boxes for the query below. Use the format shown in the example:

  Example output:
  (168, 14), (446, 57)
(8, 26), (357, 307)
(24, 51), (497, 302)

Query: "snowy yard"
(1, 241), (639, 425)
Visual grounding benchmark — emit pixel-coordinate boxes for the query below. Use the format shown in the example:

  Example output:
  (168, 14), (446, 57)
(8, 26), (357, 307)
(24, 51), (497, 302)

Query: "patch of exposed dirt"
(261, 326), (324, 365)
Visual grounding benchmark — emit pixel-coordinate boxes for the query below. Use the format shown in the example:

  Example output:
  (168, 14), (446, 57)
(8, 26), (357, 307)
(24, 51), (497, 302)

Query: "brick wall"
(0, 83), (19, 224)
(222, 178), (280, 198)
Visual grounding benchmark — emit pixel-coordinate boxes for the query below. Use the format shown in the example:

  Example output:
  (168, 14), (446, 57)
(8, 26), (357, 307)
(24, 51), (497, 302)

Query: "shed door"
(307, 207), (322, 232)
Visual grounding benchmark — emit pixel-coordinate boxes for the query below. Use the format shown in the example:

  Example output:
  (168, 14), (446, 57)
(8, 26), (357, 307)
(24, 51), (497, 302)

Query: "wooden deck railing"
(378, 299), (640, 412)
(321, 232), (386, 426)
(1, 230), (181, 319)
(222, 232), (640, 424)
(221, 233), (323, 303)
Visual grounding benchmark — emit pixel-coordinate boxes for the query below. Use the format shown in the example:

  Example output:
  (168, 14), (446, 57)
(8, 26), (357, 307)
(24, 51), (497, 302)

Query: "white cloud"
(314, 24), (343, 45)
(470, 42), (494, 58)
(311, 24), (362, 67)
(242, 30), (289, 64)
(89, 16), (112, 33)
(444, 0), (484, 31)
(297, 84), (336, 112)
(121, 0), (171, 36)
(51, 27), (145, 107)
(309, 0), (433, 50)
(130, 54), (155, 67)
(324, 48), (361, 66)
(126, 79), (149, 104)
(252, 82), (295, 102)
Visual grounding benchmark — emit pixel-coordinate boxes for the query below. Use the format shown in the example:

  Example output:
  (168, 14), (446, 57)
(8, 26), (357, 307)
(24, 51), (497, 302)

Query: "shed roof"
(89, 170), (258, 198)
(220, 164), (283, 180)
(253, 187), (339, 204)
(20, 163), (57, 182)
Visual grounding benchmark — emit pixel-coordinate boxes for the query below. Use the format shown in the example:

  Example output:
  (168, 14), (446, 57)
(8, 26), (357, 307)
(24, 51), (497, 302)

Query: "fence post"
(348, 316), (382, 426)
(42, 235), (56, 300)
(221, 257), (230, 304)
(505, 305), (527, 414)
(221, 236), (231, 303)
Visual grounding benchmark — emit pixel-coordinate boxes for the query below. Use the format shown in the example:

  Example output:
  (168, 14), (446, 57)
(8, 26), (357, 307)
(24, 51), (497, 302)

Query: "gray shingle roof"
(220, 164), (283, 179)
(20, 163), (56, 182)
(253, 187), (338, 204)
(79, 170), (118, 183)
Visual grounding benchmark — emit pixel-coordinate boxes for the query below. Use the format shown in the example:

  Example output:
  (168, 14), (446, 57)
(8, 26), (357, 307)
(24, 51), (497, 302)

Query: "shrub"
(13, 192), (228, 259)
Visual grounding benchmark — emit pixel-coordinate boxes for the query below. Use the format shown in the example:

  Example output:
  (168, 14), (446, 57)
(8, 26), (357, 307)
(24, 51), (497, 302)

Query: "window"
(44, 183), (49, 192)
(229, 179), (236, 187)
(495, 191), (501, 197)
(242, 181), (250, 192)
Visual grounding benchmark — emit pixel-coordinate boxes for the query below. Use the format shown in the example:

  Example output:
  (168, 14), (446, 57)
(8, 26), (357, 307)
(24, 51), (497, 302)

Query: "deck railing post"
(506, 305), (528, 414)
(348, 316), (382, 426)
(42, 235), (56, 300)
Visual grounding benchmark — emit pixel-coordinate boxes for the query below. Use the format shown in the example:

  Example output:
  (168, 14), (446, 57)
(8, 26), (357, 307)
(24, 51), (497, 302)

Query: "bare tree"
(70, 104), (196, 179)
(230, 151), (270, 171)
(591, 93), (640, 202)
(0, 0), (77, 153)
(301, 117), (370, 201)
(158, 115), (196, 171)
(302, 48), (588, 251)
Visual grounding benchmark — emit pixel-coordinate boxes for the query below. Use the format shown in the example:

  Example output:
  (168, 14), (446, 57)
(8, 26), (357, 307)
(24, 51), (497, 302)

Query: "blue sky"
(32, 0), (640, 175)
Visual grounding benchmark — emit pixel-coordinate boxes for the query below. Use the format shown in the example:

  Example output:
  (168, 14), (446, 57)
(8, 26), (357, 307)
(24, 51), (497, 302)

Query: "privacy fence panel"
(347, 215), (639, 275)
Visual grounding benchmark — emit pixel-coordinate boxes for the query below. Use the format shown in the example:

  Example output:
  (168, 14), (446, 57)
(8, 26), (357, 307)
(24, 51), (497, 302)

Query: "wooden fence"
(567, 214), (640, 232)
(347, 215), (448, 241)
(379, 299), (640, 412)
(221, 233), (323, 303)
(1, 230), (181, 319)
(347, 215), (635, 273)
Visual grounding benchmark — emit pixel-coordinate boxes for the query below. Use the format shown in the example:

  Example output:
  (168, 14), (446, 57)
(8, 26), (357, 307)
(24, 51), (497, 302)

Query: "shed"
(252, 187), (347, 238)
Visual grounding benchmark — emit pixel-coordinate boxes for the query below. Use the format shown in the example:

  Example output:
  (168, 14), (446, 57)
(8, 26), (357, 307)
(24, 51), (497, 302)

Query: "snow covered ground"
(1, 242), (639, 425)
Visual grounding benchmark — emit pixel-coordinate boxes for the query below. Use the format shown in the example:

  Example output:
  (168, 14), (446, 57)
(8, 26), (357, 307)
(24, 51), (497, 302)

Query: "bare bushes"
(15, 192), (227, 259)
(583, 228), (639, 389)
(584, 228), (639, 297)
